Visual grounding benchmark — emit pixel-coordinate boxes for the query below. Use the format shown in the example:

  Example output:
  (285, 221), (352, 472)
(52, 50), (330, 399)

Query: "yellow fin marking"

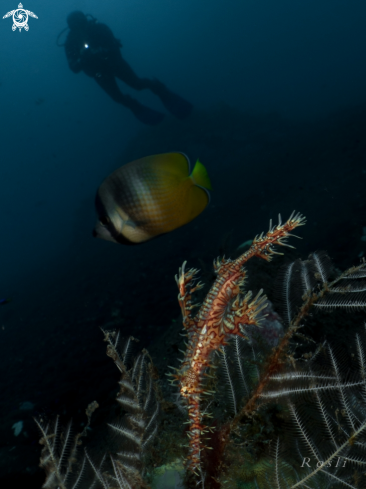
(191, 160), (212, 191)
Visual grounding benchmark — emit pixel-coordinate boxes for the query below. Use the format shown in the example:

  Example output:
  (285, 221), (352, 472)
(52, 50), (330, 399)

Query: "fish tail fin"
(190, 160), (212, 191)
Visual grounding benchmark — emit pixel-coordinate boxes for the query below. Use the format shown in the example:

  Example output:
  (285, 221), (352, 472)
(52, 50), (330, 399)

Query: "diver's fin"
(191, 160), (212, 191)
(150, 79), (193, 119)
(126, 97), (165, 126)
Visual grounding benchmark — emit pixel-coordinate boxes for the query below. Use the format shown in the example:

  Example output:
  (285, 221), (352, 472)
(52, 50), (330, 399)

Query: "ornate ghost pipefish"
(168, 212), (306, 473)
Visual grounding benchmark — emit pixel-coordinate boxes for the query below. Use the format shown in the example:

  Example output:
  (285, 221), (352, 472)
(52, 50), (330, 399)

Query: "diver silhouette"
(62, 11), (193, 125)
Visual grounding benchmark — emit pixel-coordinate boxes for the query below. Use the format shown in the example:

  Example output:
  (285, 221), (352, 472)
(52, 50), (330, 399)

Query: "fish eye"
(100, 215), (110, 226)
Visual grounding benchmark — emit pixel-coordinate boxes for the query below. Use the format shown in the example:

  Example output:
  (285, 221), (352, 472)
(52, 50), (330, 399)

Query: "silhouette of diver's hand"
(69, 58), (82, 73)
(123, 95), (165, 126)
(80, 45), (109, 65)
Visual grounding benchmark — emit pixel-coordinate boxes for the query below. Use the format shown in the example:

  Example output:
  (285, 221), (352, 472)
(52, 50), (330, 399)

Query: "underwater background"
(2, 0), (366, 486)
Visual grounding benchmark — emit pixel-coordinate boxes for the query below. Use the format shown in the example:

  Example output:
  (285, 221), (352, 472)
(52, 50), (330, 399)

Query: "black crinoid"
(209, 252), (366, 489)
(36, 331), (159, 489)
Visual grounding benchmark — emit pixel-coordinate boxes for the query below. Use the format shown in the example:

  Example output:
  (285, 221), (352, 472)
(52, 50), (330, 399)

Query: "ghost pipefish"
(169, 212), (306, 473)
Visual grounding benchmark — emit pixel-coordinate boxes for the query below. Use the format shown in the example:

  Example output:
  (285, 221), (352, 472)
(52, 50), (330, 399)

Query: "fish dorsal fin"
(141, 152), (191, 178)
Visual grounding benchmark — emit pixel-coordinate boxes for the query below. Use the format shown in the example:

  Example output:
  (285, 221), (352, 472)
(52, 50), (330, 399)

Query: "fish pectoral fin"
(125, 219), (137, 228)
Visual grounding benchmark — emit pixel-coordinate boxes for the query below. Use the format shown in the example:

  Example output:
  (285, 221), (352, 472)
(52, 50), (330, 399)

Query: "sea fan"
(36, 401), (98, 489)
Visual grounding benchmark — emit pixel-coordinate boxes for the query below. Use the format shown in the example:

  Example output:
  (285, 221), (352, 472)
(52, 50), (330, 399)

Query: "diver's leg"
(94, 74), (164, 126)
(113, 53), (193, 119)
(113, 53), (152, 90)
(148, 78), (193, 119)
(94, 73), (130, 104)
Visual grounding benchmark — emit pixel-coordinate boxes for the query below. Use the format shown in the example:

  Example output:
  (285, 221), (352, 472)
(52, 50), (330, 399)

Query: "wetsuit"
(64, 16), (192, 124)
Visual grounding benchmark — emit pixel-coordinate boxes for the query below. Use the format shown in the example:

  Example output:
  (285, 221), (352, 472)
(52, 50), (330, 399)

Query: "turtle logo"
(3, 3), (38, 32)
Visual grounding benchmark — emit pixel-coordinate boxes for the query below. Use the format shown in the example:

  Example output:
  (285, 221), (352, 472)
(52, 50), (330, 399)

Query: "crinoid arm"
(35, 402), (98, 489)
(254, 331), (366, 489)
(36, 332), (159, 489)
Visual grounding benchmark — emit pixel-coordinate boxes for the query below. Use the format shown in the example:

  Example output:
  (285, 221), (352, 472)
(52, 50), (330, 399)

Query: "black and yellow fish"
(93, 152), (212, 245)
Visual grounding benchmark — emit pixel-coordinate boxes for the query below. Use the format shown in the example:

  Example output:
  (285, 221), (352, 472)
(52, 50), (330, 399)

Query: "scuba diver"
(60, 11), (193, 126)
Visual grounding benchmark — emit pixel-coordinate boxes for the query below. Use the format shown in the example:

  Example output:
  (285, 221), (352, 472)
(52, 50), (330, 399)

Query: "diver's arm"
(65, 37), (83, 73)
(69, 58), (82, 73)
(66, 50), (83, 73)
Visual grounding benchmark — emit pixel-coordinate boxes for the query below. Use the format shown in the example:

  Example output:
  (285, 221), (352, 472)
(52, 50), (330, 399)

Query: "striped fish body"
(93, 152), (212, 245)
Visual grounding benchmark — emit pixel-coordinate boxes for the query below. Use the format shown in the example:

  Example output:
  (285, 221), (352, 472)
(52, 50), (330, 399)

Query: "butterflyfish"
(93, 152), (212, 245)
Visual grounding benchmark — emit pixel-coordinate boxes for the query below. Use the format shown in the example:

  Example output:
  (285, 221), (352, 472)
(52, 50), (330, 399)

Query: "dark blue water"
(1, 1), (366, 485)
